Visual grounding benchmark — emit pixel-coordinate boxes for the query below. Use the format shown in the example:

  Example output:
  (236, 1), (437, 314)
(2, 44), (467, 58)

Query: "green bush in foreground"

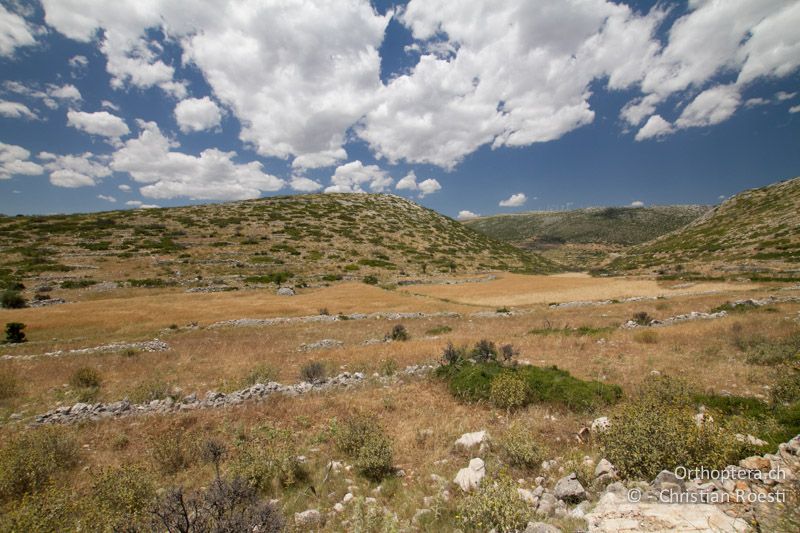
(231, 424), (305, 493)
(600, 376), (749, 480)
(499, 421), (546, 470)
(4, 322), (26, 343)
(458, 475), (531, 532)
(490, 373), (528, 410)
(0, 427), (79, 500)
(334, 415), (394, 481)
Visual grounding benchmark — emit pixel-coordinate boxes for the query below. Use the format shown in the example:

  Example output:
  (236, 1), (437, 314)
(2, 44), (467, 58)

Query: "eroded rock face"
(454, 458), (485, 492)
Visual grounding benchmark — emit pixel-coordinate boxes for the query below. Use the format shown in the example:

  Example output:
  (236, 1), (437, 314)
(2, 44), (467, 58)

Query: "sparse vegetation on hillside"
(606, 177), (800, 278)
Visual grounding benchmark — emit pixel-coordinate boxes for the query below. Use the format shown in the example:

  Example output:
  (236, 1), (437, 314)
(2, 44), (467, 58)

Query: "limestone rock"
(294, 509), (321, 527)
(277, 287), (295, 296)
(554, 473), (586, 503)
(454, 430), (489, 452)
(525, 521), (562, 533)
(454, 458), (485, 492)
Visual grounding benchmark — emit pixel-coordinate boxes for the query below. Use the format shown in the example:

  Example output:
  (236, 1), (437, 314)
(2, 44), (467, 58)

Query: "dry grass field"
(2, 269), (799, 531)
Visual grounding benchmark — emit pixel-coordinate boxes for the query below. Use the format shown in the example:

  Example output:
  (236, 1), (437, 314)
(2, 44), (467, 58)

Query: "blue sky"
(0, 0), (798, 218)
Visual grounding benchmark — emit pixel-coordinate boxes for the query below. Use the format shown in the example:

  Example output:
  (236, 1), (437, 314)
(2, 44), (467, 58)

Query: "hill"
(0, 193), (556, 295)
(463, 205), (710, 246)
(606, 177), (800, 279)
(463, 205), (710, 269)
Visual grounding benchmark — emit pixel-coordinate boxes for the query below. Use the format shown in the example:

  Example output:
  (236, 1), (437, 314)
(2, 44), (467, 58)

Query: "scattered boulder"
(653, 470), (685, 494)
(594, 459), (617, 481)
(454, 458), (485, 492)
(536, 493), (557, 517)
(277, 287), (295, 296)
(591, 416), (610, 433)
(294, 509), (321, 527)
(735, 433), (768, 447)
(454, 430), (489, 453)
(554, 473), (586, 503)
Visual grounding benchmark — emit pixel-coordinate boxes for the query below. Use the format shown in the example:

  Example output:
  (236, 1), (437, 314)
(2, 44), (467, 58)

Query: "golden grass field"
(1, 273), (799, 530)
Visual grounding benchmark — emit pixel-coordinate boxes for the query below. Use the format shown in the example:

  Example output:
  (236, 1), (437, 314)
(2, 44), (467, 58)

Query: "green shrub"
(0, 427), (80, 500)
(490, 373), (528, 410)
(631, 311), (653, 326)
(334, 415), (394, 480)
(299, 360), (327, 383)
(345, 496), (400, 532)
(499, 421), (545, 470)
(600, 377), (748, 479)
(744, 333), (800, 366)
(129, 378), (172, 403)
(149, 432), (193, 475)
(0, 484), (79, 532)
(387, 324), (409, 341)
(243, 272), (293, 285)
(437, 362), (621, 412)
(772, 369), (800, 405)
(4, 322), (27, 343)
(363, 275), (379, 285)
(1, 290), (26, 309)
(60, 279), (97, 289)
(240, 364), (279, 386)
(70, 367), (101, 388)
(457, 475), (531, 532)
(231, 425), (305, 492)
(87, 464), (155, 529)
(379, 357), (398, 376)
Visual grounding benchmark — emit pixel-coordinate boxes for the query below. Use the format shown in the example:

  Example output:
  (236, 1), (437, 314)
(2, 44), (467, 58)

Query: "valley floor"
(1, 273), (799, 531)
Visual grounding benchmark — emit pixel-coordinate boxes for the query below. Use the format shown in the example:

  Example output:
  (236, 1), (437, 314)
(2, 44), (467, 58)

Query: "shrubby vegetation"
(0, 427), (79, 501)
(499, 420), (546, 470)
(4, 322), (26, 344)
(333, 415), (394, 481)
(457, 474), (531, 532)
(231, 424), (306, 493)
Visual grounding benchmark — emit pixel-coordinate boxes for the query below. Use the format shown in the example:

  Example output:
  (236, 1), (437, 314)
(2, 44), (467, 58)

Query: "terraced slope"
(0, 193), (557, 294)
(606, 177), (800, 279)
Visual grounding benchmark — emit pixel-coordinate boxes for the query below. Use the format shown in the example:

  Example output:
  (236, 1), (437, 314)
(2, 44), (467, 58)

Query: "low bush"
(243, 272), (293, 285)
(129, 378), (172, 403)
(363, 275), (379, 285)
(743, 333), (800, 366)
(334, 415), (394, 480)
(240, 363), (279, 387)
(437, 361), (621, 412)
(471, 339), (498, 362)
(387, 324), (409, 341)
(1, 289), (26, 309)
(231, 424), (305, 493)
(441, 342), (466, 365)
(345, 496), (400, 532)
(490, 373), (528, 410)
(151, 477), (284, 532)
(148, 430), (195, 475)
(0, 427), (80, 500)
(379, 357), (398, 376)
(600, 376), (749, 479)
(631, 311), (653, 326)
(426, 325), (452, 335)
(499, 343), (519, 363)
(70, 367), (101, 388)
(60, 279), (97, 289)
(499, 421), (545, 470)
(4, 322), (26, 343)
(87, 464), (155, 529)
(457, 475), (531, 532)
(772, 369), (800, 405)
(299, 360), (327, 383)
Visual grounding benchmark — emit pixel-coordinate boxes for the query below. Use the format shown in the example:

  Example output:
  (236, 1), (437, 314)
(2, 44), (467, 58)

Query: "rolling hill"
(463, 205), (710, 269)
(0, 193), (557, 295)
(606, 177), (800, 279)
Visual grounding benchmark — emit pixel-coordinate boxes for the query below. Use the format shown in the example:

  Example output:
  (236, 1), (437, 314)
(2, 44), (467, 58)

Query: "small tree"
(4, 323), (26, 344)
(1, 290), (26, 309)
(500, 343), (519, 363)
(441, 342), (464, 365)
(387, 324), (409, 341)
(471, 339), (497, 362)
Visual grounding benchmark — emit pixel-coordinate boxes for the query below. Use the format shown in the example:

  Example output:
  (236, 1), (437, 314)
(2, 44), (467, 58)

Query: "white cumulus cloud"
(326, 160), (393, 193)
(39, 151), (112, 188)
(289, 175), (323, 193)
(457, 210), (480, 220)
(0, 5), (36, 57)
(635, 115), (674, 141)
(394, 171), (441, 197)
(49, 84), (82, 101)
(630, 200), (644, 207)
(675, 84), (741, 129)
(499, 193), (527, 207)
(0, 100), (37, 119)
(0, 141), (44, 179)
(112, 120), (285, 200)
(97, 194), (116, 202)
(174, 96), (222, 133)
(118, 183), (131, 192)
(67, 110), (130, 140)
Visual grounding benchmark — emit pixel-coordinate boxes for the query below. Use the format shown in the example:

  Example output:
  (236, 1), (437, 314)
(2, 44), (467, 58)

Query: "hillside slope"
(463, 205), (710, 247)
(606, 177), (800, 279)
(0, 193), (557, 295)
